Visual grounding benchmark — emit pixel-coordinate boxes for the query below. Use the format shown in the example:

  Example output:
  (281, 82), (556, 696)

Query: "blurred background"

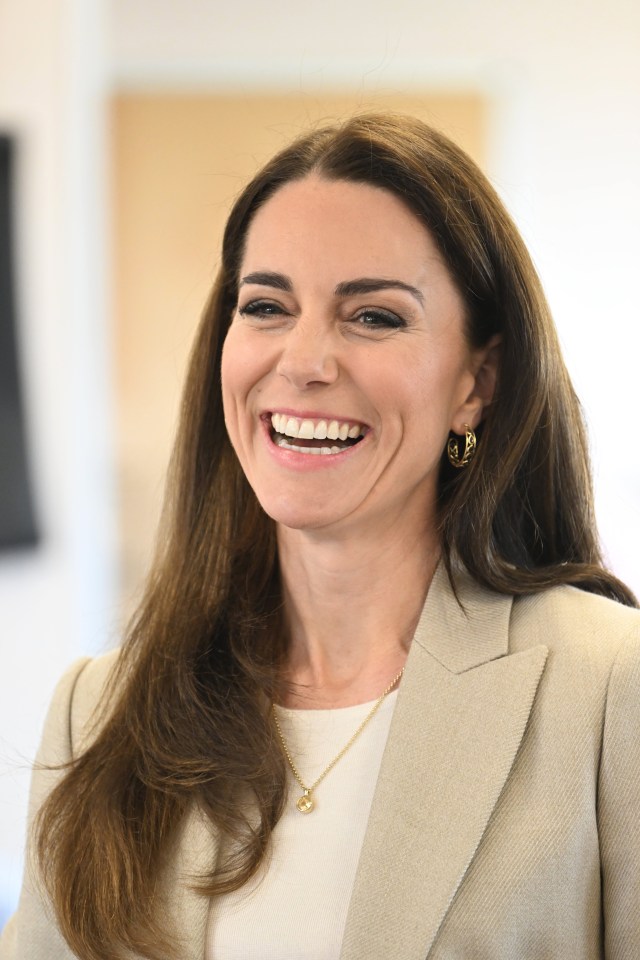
(1, 0), (639, 927)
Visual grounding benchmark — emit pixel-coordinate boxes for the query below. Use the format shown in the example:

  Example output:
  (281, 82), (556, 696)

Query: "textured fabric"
(206, 693), (397, 959)
(2, 566), (639, 960)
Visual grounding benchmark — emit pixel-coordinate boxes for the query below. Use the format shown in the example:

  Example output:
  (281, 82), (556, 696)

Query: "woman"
(2, 114), (639, 960)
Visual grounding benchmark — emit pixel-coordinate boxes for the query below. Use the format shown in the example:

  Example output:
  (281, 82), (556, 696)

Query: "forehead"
(241, 175), (445, 284)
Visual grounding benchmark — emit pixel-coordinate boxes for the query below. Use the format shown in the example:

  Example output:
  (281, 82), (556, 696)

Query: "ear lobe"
(452, 335), (501, 434)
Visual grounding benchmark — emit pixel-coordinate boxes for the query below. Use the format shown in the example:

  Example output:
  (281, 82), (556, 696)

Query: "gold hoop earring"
(447, 424), (477, 468)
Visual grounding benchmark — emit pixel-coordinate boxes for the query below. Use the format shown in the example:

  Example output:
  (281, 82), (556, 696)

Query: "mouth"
(268, 412), (367, 456)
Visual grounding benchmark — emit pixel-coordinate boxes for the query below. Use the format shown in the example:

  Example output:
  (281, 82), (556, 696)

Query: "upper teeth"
(270, 413), (365, 442)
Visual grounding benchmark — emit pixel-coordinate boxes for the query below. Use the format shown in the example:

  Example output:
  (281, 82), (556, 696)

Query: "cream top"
(205, 691), (398, 960)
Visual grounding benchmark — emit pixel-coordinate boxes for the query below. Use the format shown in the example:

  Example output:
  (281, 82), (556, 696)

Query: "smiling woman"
(221, 175), (497, 538)
(2, 114), (639, 960)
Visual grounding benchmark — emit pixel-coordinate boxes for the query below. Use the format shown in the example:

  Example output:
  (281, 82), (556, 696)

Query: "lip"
(259, 413), (370, 471)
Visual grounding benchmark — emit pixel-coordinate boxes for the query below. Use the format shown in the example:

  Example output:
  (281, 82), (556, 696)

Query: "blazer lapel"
(340, 567), (548, 960)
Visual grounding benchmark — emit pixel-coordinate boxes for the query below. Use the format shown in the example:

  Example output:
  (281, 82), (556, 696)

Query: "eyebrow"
(240, 271), (293, 292)
(335, 278), (425, 305)
(239, 271), (425, 305)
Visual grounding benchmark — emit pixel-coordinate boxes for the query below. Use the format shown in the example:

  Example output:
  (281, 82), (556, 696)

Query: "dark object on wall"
(0, 135), (39, 549)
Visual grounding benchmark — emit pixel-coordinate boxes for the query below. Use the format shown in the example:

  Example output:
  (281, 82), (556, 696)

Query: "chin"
(257, 492), (344, 533)
(264, 507), (334, 532)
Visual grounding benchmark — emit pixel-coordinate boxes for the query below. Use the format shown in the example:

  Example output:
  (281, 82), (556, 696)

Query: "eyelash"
(352, 308), (405, 330)
(238, 299), (284, 318)
(237, 299), (406, 330)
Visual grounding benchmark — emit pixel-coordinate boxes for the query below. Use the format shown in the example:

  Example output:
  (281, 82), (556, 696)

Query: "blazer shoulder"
(511, 584), (640, 662)
(37, 647), (123, 767)
(0, 652), (124, 960)
(69, 647), (122, 755)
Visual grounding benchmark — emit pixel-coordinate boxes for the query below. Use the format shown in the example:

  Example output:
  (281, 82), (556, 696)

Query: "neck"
(276, 516), (438, 708)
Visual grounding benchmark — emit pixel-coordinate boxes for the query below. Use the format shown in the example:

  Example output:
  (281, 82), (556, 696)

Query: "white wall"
(0, 0), (115, 923)
(1, 0), (638, 924)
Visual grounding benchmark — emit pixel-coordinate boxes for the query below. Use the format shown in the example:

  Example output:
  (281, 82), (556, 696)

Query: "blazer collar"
(414, 563), (511, 673)
(340, 565), (548, 960)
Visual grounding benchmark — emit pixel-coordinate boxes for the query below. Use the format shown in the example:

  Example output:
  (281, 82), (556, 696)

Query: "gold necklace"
(272, 667), (404, 814)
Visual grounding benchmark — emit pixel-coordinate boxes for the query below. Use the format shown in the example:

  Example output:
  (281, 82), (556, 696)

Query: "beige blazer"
(2, 567), (640, 959)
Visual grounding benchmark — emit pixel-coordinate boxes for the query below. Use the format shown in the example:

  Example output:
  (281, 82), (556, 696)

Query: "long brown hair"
(37, 113), (636, 960)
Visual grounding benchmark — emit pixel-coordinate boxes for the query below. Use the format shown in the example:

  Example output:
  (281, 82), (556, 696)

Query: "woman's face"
(221, 175), (495, 538)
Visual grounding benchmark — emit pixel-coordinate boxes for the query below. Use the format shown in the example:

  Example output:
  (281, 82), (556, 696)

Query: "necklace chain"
(272, 666), (404, 814)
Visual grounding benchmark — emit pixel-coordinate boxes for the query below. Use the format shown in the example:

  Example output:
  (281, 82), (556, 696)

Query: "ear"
(451, 335), (501, 434)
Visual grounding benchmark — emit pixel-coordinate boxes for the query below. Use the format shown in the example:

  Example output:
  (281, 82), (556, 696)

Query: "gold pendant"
(296, 790), (314, 814)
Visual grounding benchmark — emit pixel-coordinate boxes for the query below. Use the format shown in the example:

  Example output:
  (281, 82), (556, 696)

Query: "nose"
(276, 322), (339, 390)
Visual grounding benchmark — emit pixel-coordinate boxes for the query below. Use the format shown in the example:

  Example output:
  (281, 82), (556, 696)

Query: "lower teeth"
(274, 436), (345, 455)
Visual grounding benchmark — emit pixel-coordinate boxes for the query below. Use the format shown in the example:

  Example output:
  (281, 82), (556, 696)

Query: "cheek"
(220, 328), (274, 451)
(396, 353), (471, 441)
(220, 330), (247, 442)
(221, 324), (273, 397)
(221, 327), (252, 409)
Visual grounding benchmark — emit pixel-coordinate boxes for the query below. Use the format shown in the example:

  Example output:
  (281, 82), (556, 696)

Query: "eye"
(351, 308), (406, 330)
(238, 299), (288, 318)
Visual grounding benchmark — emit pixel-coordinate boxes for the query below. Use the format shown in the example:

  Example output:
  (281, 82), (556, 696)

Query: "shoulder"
(507, 586), (640, 714)
(0, 652), (125, 959)
(70, 647), (123, 753)
(39, 648), (123, 765)
(510, 585), (640, 659)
